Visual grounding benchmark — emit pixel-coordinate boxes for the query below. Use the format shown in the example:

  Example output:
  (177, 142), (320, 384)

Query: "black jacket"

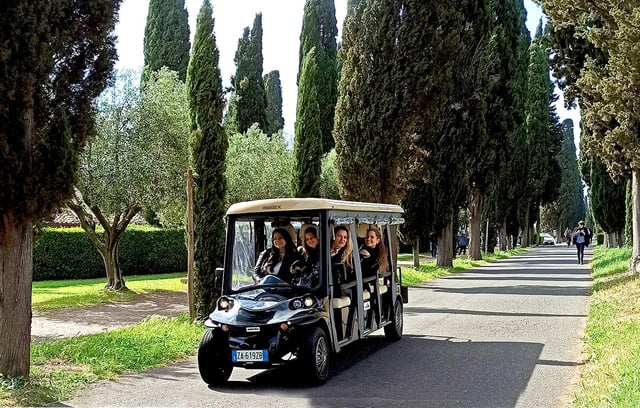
(253, 249), (303, 283)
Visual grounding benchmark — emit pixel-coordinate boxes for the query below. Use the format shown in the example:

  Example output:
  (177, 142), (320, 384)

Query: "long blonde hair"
(332, 225), (353, 267)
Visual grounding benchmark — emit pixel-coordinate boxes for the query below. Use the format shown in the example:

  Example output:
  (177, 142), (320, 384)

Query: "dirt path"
(31, 291), (189, 344)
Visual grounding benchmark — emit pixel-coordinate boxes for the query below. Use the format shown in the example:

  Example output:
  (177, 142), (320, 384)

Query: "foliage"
(540, 0), (640, 271)
(263, 70), (284, 135)
(320, 149), (341, 199)
(293, 47), (323, 197)
(591, 157), (626, 236)
(142, 0), (191, 82)
(186, 0), (228, 319)
(0, 0), (120, 377)
(33, 227), (187, 281)
(524, 24), (562, 235)
(0, 315), (202, 407)
(540, 119), (585, 233)
(226, 126), (293, 205)
(227, 14), (267, 134)
(298, 0), (339, 153)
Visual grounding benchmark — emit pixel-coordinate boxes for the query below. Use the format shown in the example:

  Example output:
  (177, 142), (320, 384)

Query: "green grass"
(400, 248), (528, 286)
(32, 272), (186, 311)
(0, 314), (203, 407)
(573, 246), (640, 407)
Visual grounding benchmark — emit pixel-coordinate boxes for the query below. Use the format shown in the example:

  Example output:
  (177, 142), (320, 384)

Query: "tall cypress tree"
(334, 0), (406, 204)
(0, 0), (120, 377)
(523, 22), (562, 245)
(556, 119), (585, 230)
(228, 13), (267, 134)
(263, 70), (284, 135)
(473, 0), (527, 258)
(298, 0), (338, 153)
(143, 0), (191, 82)
(293, 48), (323, 197)
(186, 0), (227, 319)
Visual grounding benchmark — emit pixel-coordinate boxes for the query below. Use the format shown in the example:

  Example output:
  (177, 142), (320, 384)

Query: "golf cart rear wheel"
(384, 298), (403, 340)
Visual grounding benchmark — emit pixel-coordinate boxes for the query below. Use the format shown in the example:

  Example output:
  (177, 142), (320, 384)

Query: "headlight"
(303, 296), (315, 308)
(290, 295), (316, 310)
(217, 297), (234, 311)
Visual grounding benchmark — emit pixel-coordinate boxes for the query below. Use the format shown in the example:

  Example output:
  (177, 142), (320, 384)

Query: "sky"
(115, 0), (581, 147)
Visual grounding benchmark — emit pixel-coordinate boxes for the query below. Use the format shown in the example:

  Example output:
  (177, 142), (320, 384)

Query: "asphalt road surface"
(59, 244), (591, 408)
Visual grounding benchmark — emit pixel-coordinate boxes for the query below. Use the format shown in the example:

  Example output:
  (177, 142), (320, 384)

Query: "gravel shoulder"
(31, 291), (189, 344)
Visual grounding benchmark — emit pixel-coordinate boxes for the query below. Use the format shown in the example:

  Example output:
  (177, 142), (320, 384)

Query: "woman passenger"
(359, 227), (389, 278)
(292, 226), (321, 287)
(331, 225), (353, 282)
(253, 228), (302, 283)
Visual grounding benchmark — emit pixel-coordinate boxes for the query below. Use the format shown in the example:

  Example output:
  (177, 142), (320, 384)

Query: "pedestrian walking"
(429, 231), (438, 258)
(457, 231), (469, 256)
(572, 221), (592, 264)
(564, 227), (572, 247)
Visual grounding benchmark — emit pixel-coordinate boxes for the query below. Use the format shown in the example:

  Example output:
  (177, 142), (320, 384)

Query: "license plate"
(232, 349), (269, 362)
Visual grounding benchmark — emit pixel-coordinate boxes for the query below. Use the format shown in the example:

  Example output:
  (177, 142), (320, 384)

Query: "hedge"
(33, 227), (187, 281)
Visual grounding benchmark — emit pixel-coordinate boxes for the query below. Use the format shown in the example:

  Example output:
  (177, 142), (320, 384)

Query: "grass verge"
(400, 248), (528, 286)
(32, 272), (186, 311)
(573, 246), (640, 407)
(0, 314), (203, 407)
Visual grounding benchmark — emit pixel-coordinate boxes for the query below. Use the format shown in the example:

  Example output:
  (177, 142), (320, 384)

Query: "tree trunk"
(412, 236), (420, 270)
(630, 169), (640, 274)
(499, 220), (507, 251)
(0, 214), (32, 378)
(67, 189), (136, 291)
(521, 208), (530, 247)
(603, 232), (610, 248)
(437, 219), (454, 268)
(467, 187), (483, 260)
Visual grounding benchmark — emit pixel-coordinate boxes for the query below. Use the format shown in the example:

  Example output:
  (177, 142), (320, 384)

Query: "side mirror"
(214, 267), (224, 288)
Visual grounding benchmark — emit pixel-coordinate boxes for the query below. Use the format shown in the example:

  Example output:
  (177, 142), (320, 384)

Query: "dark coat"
(253, 248), (303, 283)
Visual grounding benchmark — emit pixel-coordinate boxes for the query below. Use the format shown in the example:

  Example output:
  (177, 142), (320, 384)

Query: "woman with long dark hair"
(253, 227), (302, 283)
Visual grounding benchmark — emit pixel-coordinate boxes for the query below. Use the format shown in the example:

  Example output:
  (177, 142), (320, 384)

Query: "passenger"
(331, 225), (354, 283)
(253, 227), (302, 283)
(292, 226), (321, 287)
(331, 225), (353, 266)
(359, 227), (389, 278)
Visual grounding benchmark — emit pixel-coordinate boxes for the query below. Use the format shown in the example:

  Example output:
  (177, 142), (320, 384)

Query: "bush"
(596, 233), (604, 245)
(33, 227), (186, 281)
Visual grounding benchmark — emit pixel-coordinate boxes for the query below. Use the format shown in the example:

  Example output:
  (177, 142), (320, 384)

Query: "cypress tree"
(293, 48), (323, 197)
(228, 13), (268, 134)
(556, 119), (585, 230)
(475, 0), (526, 257)
(334, 0), (406, 204)
(484, 0), (530, 250)
(263, 70), (284, 135)
(143, 0), (191, 82)
(523, 22), (562, 245)
(186, 0), (227, 319)
(591, 157), (626, 246)
(298, 0), (338, 153)
(0, 0), (119, 377)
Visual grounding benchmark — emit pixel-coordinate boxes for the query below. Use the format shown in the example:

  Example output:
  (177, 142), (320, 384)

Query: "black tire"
(198, 329), (232, 385)
(300, 327), (330, 384)
(384, 298), (403, 341)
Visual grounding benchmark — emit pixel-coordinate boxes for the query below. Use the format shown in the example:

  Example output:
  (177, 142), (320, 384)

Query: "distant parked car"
(540, 233), (555, 245)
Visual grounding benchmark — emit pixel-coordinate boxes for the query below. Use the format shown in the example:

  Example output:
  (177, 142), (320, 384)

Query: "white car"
(540, 233), (555, 245)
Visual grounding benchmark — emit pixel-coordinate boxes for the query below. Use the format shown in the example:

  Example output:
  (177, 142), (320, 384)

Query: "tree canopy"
(0, 0), (120, 378)
(142, 0), (191, 82)
(186, 0), (228, 318)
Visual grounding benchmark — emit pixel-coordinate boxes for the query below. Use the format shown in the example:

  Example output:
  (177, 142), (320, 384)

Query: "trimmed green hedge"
(33, 227), (187, 281)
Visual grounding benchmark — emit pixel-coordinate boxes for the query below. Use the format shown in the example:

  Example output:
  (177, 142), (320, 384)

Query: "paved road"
(59, 245), (591, 408)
